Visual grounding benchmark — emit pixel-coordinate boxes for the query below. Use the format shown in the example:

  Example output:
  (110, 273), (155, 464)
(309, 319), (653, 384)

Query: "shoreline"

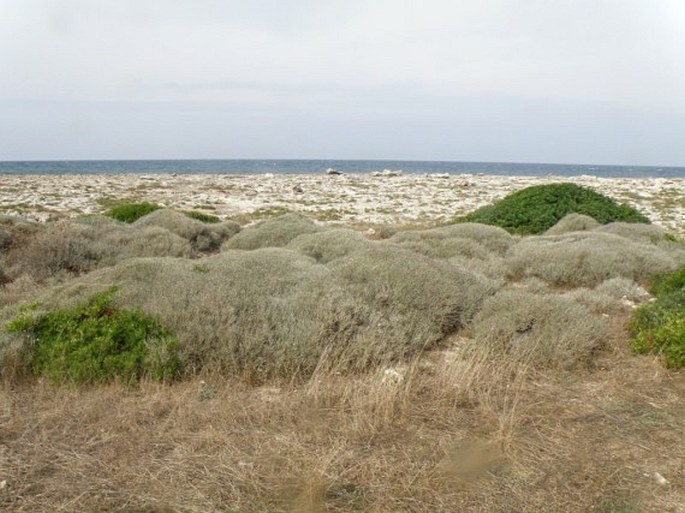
(0, 173), (683, 234)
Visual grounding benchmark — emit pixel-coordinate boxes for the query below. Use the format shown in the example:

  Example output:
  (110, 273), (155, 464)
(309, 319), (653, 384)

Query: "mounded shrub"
(104, 202), (163, 223)
(391, 223), (514, 257)
(133, 209), (240, 252)
(458, 183), (649, 235)
(325, 245), (497, 355)
(5, 287), (180, 384)
(287, 229), (374, 263)
(506, 232), (677, 287)
(4, 219), (193, 281)
(544, 213), (600, 235)
(7, 244), (497, 380)
(222, 213), (325, 251)
(472, 289), (609, 369)
(593, 222), (665, 243)
(5, 221), (102, 280)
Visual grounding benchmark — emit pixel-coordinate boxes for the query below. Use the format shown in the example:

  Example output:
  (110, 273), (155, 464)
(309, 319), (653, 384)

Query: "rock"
(372, 169), (403, 177)
(326, 168), (342, 175)
(292, 185), (304, 193)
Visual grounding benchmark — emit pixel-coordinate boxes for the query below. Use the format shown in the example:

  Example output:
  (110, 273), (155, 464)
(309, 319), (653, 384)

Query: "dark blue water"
(0, 159), (683, 178)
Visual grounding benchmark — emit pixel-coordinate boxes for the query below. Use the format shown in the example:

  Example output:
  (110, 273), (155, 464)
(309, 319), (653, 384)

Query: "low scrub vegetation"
(222, 213), (325, 250)
(459, 183), (649, 234)
(629, 265), (685, 368)
(182, 210), (221, 223)
(103, 201), (162, 223)
(6, 287), (179, 384)
(1, 200), (684, 512)
(472, 289), (608, 369)
(506, 232), (678, 287)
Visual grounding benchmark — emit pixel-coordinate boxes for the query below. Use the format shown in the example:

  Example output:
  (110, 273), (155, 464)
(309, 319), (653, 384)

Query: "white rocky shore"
(0, 173), (683, 235)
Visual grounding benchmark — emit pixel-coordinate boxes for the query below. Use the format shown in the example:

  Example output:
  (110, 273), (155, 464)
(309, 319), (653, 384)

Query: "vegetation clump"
(629, 265), (685, 368)
(5, 288), (180, 384)
(458, 183), (649, 235)
(104, 202), (163, 223)
(472, 289), (608, 368)
(506, 232), (677, 287)
(182, 210), (221, 223)
(222, 213), (325, 250)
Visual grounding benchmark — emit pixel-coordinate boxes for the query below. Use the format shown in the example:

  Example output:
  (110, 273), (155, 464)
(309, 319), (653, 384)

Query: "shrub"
(458, 183), (649, 235)
(4, 221), (103, 280)
(506, 232), (677, 287)
(629, 265), (685, 368)
(182, 210), (221, 223)
(544, 213), (600, 235)
(18, 246), (496, 380)
(325, 245), (497, 359)
(104, 202), (163, 223)
(472, 289), (609, 369)
(594, 222), (665, 243)
(287, 229), (374, 263)
(134, 209), (239, 252)
(5, 288), (180, 384)
(222, 213), (325, 251)
(391, 223), (514, 257)
(388, 224), (514, 264)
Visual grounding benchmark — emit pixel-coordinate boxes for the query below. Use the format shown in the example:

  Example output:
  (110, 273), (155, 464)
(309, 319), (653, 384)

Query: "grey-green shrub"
(325, 245), (497, 356)
(221, 213), (325, 251)
(10, 244), (497, 380)
(544, 213), (600, 235)
(594, 222), (665, 243)
(506, 232), (677, 287)
(391, 223), (514, 257)
(472, 289), (609, 369)
(134, 209), (240, 252)
(287, 229), (374, 263)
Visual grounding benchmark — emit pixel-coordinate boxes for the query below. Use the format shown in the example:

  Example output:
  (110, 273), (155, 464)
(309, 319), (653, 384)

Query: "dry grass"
(1, 325), (682, 513)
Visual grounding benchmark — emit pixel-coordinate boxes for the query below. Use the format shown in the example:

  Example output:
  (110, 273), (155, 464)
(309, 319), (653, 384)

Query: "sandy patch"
(0, 173), (683, 234)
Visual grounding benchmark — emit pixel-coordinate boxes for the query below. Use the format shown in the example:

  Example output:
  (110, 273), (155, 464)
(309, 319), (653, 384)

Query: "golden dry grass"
(1, 317), (682, 513)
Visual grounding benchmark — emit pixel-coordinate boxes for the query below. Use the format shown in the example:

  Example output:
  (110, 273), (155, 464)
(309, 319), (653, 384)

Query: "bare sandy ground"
(0, 173), (683, 234)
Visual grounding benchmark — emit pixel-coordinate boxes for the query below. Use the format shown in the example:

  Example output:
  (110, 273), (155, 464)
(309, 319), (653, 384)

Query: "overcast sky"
(1, 0), (685, 165)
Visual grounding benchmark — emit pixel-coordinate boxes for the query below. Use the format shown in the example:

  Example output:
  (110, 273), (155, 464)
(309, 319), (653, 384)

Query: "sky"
(1, 0), (685, 165)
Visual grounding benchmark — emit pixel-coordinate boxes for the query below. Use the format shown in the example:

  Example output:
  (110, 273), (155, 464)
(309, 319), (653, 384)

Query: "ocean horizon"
(0, 159), (683, 178)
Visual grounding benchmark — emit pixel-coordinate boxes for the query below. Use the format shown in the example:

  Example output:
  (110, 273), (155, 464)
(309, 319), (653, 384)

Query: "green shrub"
(458, 183), (649, 235)
(222, 213), (325, 251)
(472, 289), (609, 369)
(182, 210), (221, 223)
(104, 202), (163, 223)
(506, 232), (677, 287)
(544, 213), (600, 235)
(629, 265), (685, 368)
(5, 288), (180, 384)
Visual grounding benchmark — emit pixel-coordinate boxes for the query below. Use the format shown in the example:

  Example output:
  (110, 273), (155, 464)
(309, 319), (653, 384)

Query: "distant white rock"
(372, 169), (403, 177)
(326, 168), (342, 175)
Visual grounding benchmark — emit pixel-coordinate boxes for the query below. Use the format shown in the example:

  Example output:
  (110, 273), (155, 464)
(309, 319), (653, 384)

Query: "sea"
(0, 159), (683, 178)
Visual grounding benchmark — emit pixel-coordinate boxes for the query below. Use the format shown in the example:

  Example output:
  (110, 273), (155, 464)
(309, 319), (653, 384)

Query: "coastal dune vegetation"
(0, 184), (683, 512)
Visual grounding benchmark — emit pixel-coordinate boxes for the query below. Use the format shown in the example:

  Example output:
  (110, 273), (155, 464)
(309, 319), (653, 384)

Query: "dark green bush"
(458, 183), (649, 235)
(629, 265), (685, 369)
(104, 202), (163, 223)
(183, 210), (221, 224)
(6, 288), (180, 384)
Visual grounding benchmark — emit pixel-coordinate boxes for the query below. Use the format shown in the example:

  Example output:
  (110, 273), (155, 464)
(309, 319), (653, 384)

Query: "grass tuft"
(104, 202), (163, 223)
